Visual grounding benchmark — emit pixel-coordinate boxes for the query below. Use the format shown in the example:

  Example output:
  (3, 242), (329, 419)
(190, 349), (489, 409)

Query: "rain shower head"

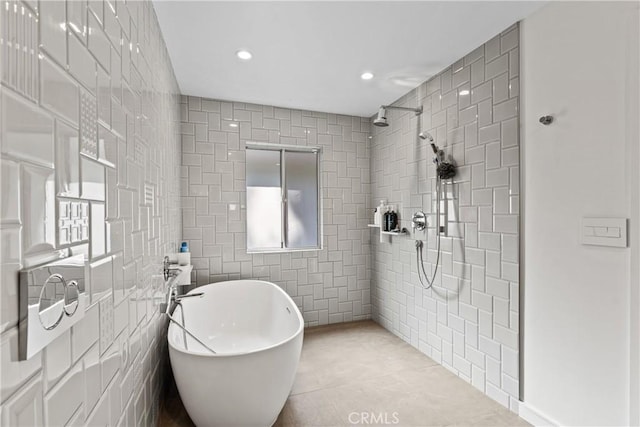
(372, 105), (422, 127)
(373, 107), (388, 127)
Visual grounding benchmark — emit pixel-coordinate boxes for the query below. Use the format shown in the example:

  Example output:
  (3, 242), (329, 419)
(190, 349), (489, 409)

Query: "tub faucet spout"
(175, 292), (204, 302)
(162, 286), (217, 354)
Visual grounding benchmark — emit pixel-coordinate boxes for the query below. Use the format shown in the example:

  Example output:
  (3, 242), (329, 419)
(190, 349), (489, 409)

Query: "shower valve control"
(412, 211), (427, 231)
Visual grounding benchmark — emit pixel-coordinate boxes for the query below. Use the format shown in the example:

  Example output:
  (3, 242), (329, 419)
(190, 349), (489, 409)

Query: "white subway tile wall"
(371, 25), (520, 411)
(0, 0), (181, 425)
(180, 97), (372, 326)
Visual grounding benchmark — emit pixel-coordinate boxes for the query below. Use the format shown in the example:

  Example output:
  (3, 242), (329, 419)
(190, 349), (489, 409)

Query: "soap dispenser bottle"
(177, 241), (190, 266)
(388, 206), (398, 231)
(382, 206), (391, 231)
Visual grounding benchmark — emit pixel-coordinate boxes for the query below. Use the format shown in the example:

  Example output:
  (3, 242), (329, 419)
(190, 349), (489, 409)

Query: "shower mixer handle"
(412, 211), (427, 231)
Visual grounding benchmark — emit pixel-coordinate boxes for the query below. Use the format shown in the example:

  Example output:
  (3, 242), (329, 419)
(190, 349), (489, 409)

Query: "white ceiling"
(154, 1), (544, 117)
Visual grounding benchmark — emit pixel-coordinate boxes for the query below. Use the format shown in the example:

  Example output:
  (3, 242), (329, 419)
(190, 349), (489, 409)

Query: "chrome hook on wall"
(539, 115), (553, 125)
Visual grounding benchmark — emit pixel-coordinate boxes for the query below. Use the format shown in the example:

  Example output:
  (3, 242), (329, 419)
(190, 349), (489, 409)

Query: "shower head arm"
(381, 105), (423, 116)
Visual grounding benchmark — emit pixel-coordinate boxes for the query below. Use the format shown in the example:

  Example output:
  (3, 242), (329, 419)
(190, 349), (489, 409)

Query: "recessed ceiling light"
(229, 122), (238, 128)
(459, 90), (470, 96)
(361, 72), (374, 80)
(236, 50), (252, 60)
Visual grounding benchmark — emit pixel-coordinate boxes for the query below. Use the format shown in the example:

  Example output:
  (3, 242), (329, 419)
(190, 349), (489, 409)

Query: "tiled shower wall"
(0, 0), (181, 425)
(371, 25), (520, 410)
(180, 96), (371, 325)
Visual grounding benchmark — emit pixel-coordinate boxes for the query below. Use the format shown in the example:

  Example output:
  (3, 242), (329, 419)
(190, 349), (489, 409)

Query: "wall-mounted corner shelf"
(381, 228), (408, 236)
(368, 224), (408, 243)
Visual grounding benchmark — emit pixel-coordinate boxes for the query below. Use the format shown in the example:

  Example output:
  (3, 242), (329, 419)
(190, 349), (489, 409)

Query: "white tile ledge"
(168, 264), (193, 287)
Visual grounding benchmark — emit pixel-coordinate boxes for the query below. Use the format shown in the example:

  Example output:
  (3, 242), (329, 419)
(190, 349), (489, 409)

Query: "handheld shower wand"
(419, 131), (456, 179)
(414, 131), (457, 290)
(419, 132), (443, 164)
(418, 131), (433, 142)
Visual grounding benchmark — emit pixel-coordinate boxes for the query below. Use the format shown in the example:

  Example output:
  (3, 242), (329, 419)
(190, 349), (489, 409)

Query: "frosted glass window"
(246, 146), (320, 252)
(246, 149), (282, 250)
(285, 151), (318, 248)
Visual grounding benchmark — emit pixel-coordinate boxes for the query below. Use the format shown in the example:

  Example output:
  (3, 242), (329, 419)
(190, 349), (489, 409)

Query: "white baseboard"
(518, 402), (560, 427)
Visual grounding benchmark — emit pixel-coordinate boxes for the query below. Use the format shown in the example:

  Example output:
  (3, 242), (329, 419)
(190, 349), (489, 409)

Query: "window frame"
(245, 142), (322, 254)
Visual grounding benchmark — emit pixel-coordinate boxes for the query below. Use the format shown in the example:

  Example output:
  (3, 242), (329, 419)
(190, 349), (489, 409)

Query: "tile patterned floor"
(159, 321), (530, 426)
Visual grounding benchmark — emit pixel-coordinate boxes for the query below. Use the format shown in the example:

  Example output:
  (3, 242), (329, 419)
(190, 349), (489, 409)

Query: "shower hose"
(416, 176), (442, 290)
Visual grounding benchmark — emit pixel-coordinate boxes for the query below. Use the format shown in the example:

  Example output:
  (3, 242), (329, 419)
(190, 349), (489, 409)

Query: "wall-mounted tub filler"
(161, 269), (211, 354)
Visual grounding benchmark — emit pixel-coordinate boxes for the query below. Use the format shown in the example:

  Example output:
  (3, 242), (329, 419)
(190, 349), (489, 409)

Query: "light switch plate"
(581, 217), (627, 248)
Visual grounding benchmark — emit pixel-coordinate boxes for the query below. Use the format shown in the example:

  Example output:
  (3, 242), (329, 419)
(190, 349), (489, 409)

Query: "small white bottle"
(177, 241), (191, 266)
(376, 200), (386, 227)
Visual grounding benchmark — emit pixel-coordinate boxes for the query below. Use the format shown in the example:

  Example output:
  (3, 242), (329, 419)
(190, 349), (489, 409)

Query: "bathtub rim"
(167, 279), (304, 358)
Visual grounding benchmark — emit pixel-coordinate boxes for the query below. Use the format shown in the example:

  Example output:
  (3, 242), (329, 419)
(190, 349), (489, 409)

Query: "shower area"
(370, 24), (520, 411)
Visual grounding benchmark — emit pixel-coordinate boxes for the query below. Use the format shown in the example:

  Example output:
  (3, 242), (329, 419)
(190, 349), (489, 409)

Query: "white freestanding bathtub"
(167, 280), (304, 427)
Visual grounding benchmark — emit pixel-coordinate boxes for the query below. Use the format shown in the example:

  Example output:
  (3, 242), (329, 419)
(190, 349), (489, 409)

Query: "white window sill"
(247, 247), (322, 254)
